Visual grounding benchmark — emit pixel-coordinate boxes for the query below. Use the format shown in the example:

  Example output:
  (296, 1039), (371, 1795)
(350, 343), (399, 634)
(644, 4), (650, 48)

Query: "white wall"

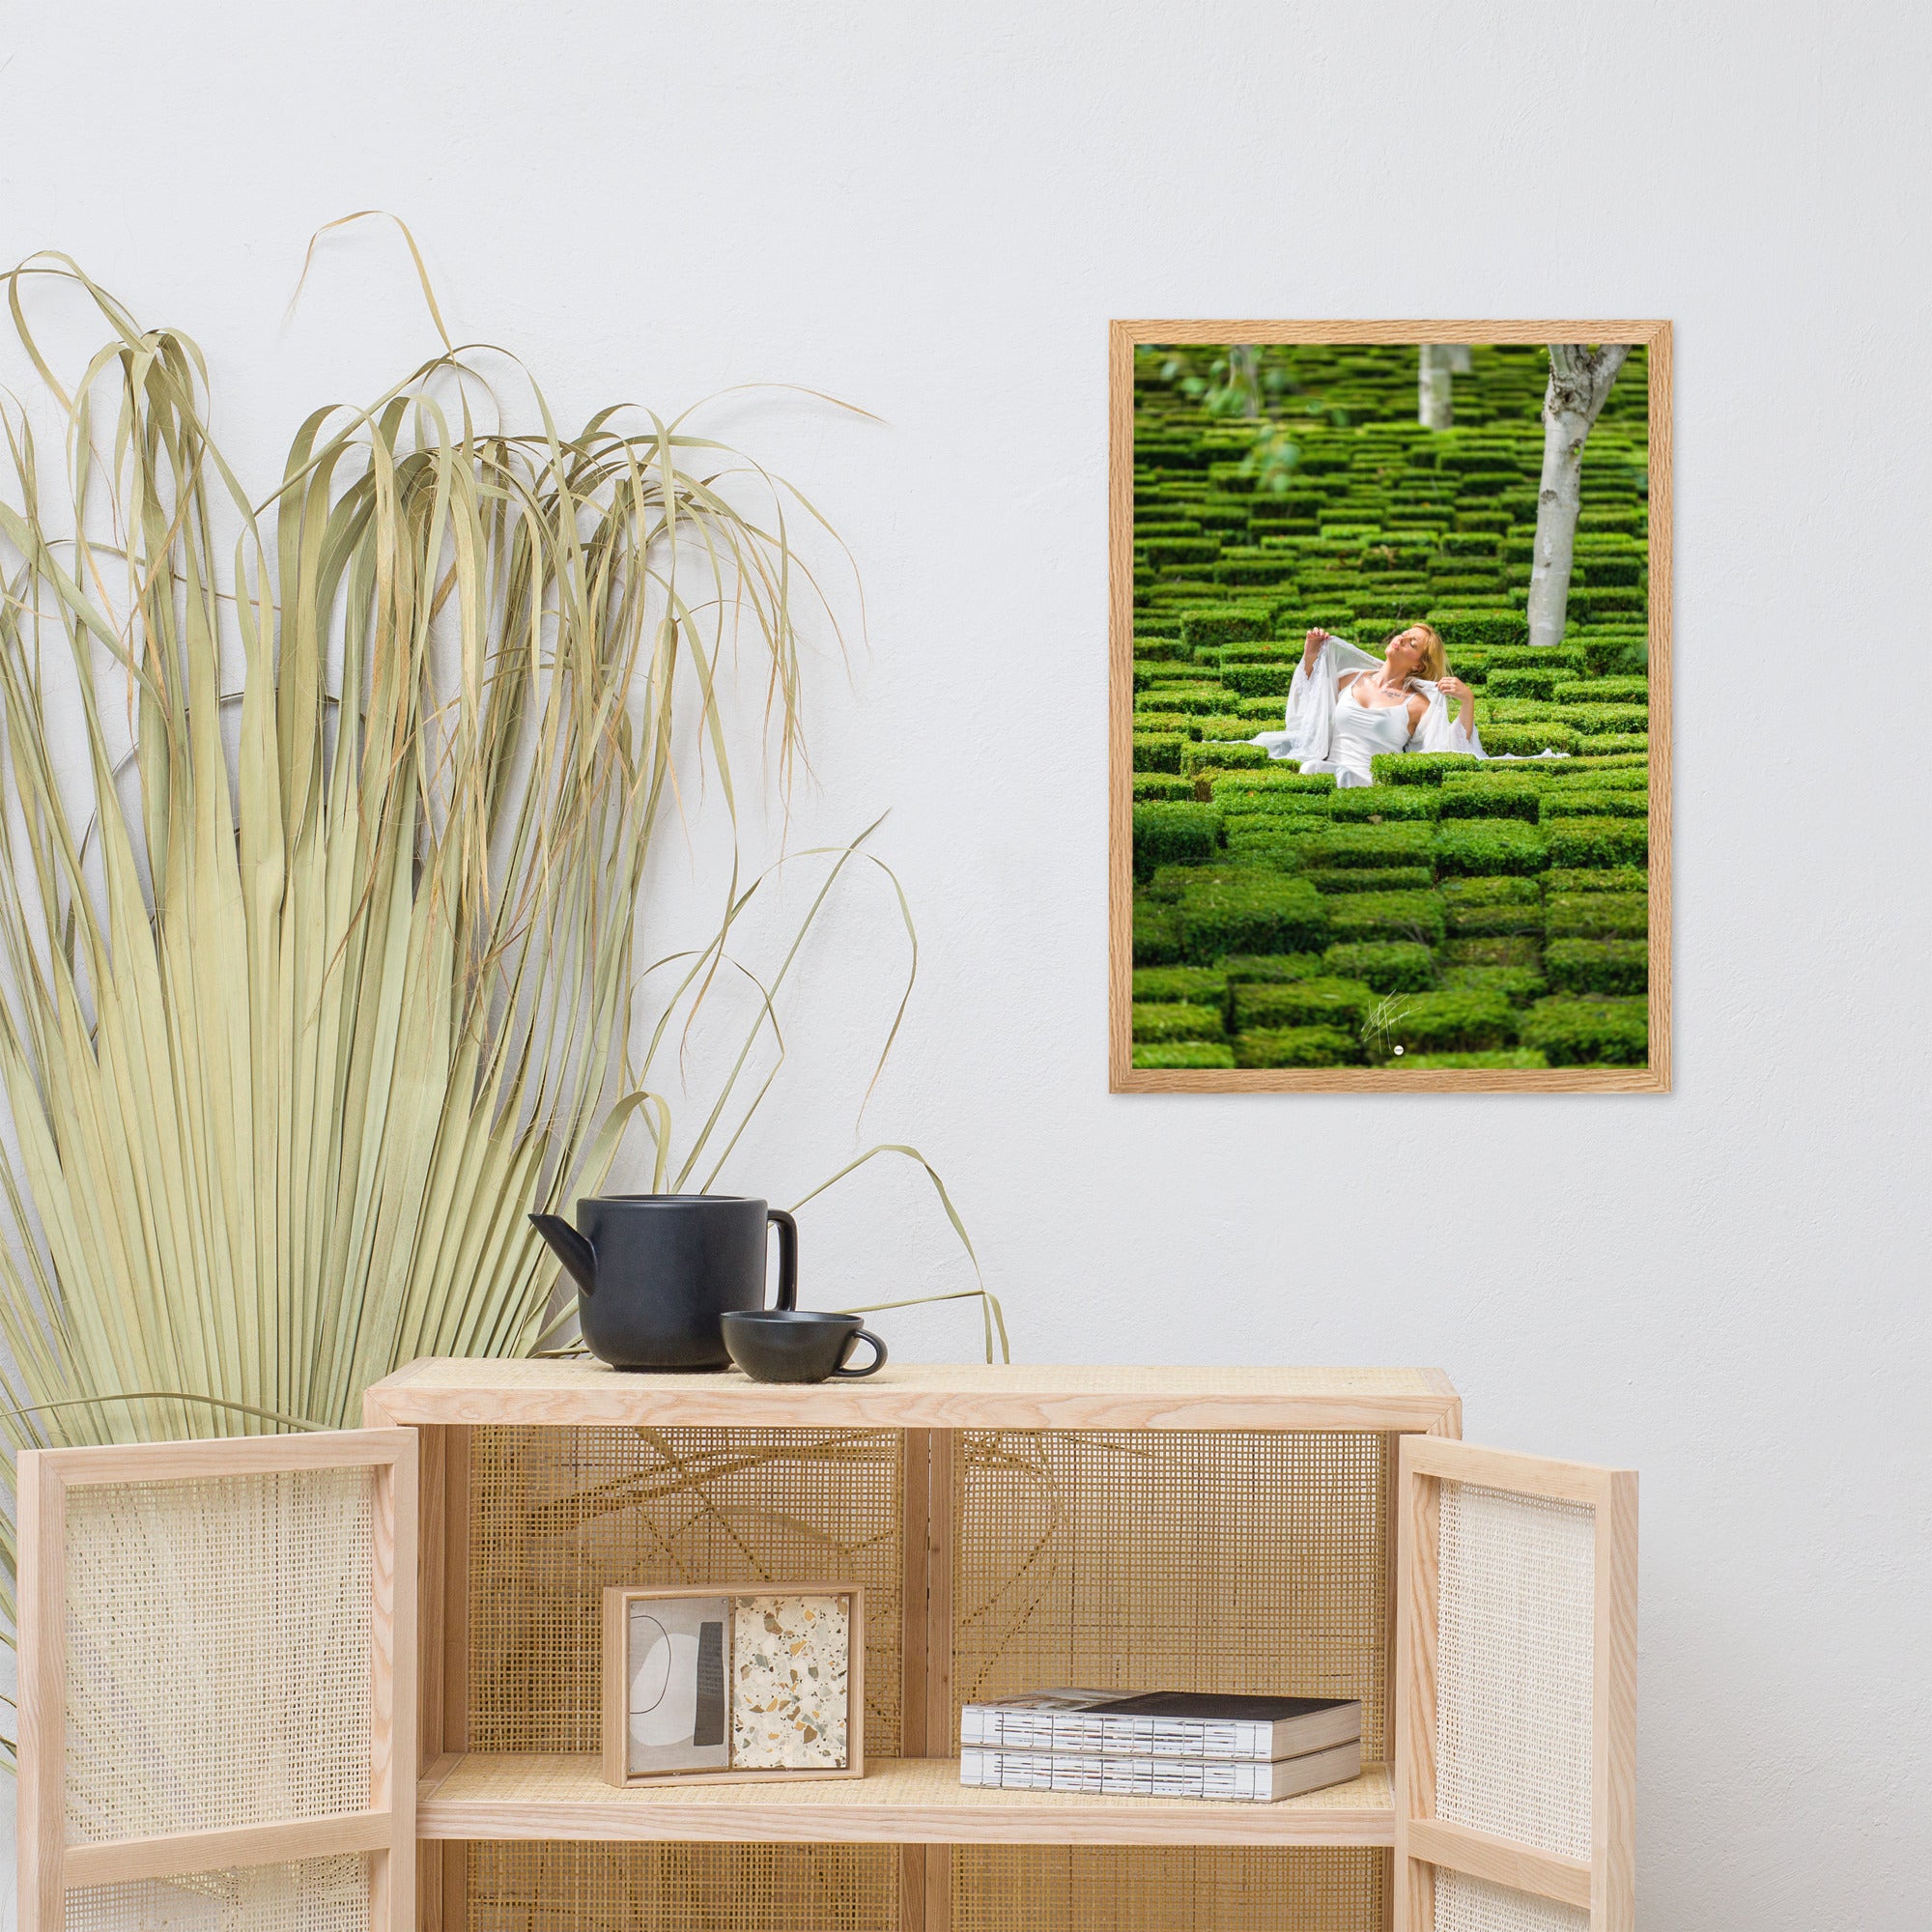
(5, 1), (1929, 1924)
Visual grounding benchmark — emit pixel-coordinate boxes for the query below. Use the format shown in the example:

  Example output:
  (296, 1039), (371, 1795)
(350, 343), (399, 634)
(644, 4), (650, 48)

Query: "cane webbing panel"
(64, 1855), (370, 1932)
(952, 1431), (1392, 1759)
(1435, 1481), (1595, 1861)
(468, 1426), (902, 1756)
(63, 1470), (375, 1842)
(1434, 1870), (1589, 1932)
(466, 1841), (897, 1932)
(952, 1847), (1387, 1931)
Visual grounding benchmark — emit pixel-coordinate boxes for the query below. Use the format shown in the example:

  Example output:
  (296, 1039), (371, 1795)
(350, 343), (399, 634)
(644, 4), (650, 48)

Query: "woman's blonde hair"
(1388, 623), (1446, 685)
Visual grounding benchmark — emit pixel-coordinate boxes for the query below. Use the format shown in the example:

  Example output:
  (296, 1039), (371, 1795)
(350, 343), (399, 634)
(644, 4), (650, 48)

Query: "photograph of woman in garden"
(1250, 624), (1481, 782)
(1113, 327), (1669, 1086)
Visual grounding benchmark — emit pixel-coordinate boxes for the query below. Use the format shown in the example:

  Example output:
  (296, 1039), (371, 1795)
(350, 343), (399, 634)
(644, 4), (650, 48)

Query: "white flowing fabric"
(1248, 636), (1486, 785)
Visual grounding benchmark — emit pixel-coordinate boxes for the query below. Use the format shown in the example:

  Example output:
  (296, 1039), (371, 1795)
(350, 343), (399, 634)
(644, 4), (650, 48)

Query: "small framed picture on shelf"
(601, 1583), (865, 1787)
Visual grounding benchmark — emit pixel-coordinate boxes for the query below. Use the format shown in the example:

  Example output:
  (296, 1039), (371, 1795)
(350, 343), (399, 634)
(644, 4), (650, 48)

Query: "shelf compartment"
(416, 1754), (1394, 1848)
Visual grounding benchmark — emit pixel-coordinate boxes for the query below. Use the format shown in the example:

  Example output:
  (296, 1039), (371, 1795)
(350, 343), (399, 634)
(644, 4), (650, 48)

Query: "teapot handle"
(767, 1208), (798, 1311)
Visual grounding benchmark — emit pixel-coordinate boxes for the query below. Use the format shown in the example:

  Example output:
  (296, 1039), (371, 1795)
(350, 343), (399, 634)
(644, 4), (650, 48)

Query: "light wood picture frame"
(601, 1582), (866, 1789)
(1109, 320), (1672, 1094)
(15, 1428), (417, 1932)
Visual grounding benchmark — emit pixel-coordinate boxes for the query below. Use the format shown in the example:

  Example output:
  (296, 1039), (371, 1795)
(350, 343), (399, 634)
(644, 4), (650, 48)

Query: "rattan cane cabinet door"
(16, 1430), (417, 1932)
(1394, 1438), (1636, 1932)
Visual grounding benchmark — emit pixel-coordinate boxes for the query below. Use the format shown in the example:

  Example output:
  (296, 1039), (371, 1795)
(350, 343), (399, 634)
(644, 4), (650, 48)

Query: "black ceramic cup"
(720, 1310), (888, 1384)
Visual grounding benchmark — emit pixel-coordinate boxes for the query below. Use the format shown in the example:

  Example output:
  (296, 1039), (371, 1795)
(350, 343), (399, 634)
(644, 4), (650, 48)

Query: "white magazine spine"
(958, 1748), (1280, 1802)
(958, 1708), (1275, 1760)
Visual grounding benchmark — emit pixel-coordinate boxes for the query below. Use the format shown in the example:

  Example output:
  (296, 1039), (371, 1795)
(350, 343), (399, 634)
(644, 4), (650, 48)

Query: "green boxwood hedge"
(1540, 787), (1647, 821)
(1555, 703), (1650, 735)
(1131, 1042), (1237, 1069)
(1555, 676), (1649, 704)
(1324, 941), (1436, 992)
(1371, 751), (1482, 786)
(1437, 778), (1541, 822)
(1133, 898), (1182, 965)
(1132, 802), (1222, 881)
(1580, 632), (1647, 677)
(1324, 890), (1447, 945)
(1485, 666), (1571, 701)
(1371, 990), (1518, 1057)
(1428, 611), (1529, 649)
(1132, 774), (1195, 802)
(1306, 866), (1435, 895)
(1132, 967), (1231, 1007)
(1234, 1025), (1362, 1068)
(1433, 818), (1549, 876)
(1221, 953), (1328, 983)
(1219, 662), (1298, 697)
(1132, 637), (1189, 663)
(1545, 765), (1647, 789)
(1209, 769), (1335, 800)
(1448, 901), (1544, 938)
(1180, 608), (1271, 648)
(1326, 784), (1441, 823)
(1546, 893), (1647, 939)
(1479, 723), (1581, 756)
(1441, 936), (1542, 969)
(1545, 865), (1647, 895)
(1298, 823), (1437, 870)
(1181, 742), (1272, 776)
(1137, 683), (1239, 715)
(1222, 831), (1312, 872)
(1520, 995), (1648, 1065)
(1441, 963), (1548, 1004)
(1545, 817), (1648, 867)
(1233, 976), (1377, 1031)
(1133, 732), (1186, 774)
(1442, 875), (1542, 906)
(1441, 873), (1543, 937)
(1488, 644), (1588, 675)
(1175, 869), (1329, 963)
(1131, 1000), (1227, 1043)
(1546, 939), (1648, 995)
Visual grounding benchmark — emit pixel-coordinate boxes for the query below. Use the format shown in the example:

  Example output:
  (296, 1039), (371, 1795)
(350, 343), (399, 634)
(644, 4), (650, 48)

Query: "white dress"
(1248, 636), (1485, 785)
(1327, 689), (1416, 787)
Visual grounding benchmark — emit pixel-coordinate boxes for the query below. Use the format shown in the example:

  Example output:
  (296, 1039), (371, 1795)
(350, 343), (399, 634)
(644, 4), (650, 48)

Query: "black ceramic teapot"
(529, 1194), (798, 1371)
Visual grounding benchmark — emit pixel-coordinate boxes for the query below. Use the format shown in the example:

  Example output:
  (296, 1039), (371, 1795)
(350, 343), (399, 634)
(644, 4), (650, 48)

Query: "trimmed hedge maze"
(1129, 343), (1652, 1071)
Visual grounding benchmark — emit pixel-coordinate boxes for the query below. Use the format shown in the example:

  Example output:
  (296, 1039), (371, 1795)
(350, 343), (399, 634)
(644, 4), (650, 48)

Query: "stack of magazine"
(958, 1689), (1362, 1804)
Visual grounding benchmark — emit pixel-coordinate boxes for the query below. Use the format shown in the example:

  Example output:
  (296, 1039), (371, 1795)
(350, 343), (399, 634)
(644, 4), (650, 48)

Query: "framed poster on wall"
(1108, 320), (1672, 1094)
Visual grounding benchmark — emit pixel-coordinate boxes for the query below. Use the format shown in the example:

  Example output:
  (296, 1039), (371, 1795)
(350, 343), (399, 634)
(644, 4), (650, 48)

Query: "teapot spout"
(529, 1213), (598, 1295)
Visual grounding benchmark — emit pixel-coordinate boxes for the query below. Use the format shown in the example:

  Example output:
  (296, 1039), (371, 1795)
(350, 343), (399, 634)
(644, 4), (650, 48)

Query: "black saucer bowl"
(721, 1310), (888, 1384)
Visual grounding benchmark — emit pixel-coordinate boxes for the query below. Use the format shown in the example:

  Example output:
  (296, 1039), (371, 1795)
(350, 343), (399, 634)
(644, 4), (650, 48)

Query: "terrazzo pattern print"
(730, 1594), (851, 1770)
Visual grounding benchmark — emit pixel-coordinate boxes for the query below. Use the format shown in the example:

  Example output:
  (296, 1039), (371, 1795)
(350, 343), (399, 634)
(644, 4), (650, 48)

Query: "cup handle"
(832, 1328), (887, 1378)
(767, 1208), (798, 1311)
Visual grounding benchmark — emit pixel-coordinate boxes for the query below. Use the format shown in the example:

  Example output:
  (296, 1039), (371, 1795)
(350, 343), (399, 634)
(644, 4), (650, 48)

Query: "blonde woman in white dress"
(1251, 623), (1483, 786)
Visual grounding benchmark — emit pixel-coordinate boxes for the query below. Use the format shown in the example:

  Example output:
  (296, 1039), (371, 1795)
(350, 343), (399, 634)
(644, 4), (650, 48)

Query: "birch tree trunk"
(1526, 344), (1631, 649)
(1230, 345), (1262, 417)
(1444, 345), (1472, 375)
(1417, 345), (1454, 429)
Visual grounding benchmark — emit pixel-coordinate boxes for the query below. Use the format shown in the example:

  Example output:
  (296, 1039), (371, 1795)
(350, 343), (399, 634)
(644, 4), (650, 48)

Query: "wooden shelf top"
(365, 1357), (1460, 1432)
(416, 1753), (1394, 1848)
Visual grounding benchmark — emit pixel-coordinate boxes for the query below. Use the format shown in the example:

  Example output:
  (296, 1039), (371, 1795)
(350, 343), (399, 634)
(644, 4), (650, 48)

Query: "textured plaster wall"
(2, 2), (1928, 1925)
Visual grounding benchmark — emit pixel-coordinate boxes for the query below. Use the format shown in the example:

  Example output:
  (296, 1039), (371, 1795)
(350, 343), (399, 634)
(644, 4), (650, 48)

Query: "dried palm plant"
(0, 237), (998, 1764)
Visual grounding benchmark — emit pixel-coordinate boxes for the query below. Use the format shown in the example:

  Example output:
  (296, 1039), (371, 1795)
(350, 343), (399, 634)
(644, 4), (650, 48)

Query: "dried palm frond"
(0, 240), (999, 1765)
